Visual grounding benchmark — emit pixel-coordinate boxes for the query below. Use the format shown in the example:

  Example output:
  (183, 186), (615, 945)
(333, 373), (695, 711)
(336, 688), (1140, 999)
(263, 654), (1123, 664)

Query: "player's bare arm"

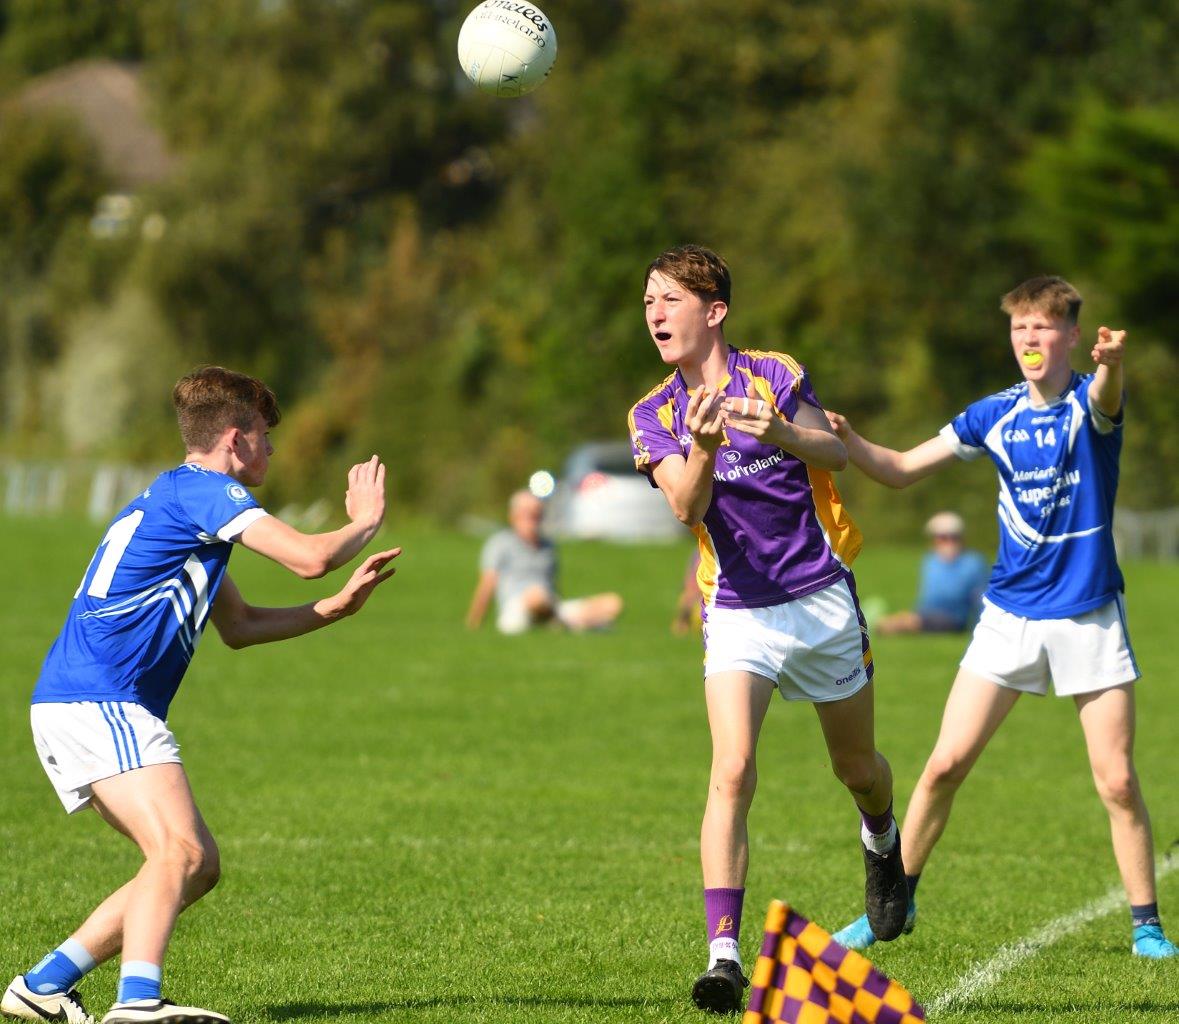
(465, 568), (498, 629)
(1089, 326), (1126, 418)
(652, 386), (726, 526)
(724, 383), (847, 471)
(210, 549), (400, 649)
(241, 455), (387, 578)
(826, 411), (958, 489)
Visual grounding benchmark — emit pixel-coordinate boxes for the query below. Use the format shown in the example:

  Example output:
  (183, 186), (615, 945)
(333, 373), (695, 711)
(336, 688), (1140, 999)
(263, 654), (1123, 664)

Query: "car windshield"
(595, 450), (638, 475)
(565, 443), (638, 479)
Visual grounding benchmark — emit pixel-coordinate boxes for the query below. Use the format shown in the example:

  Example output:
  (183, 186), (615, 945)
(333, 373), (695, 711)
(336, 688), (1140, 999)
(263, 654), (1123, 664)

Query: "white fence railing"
(4, 458), (1178, 557)
(1113, 508), (1179, 560)
(1, 458), (331, 530)
(3, 459), (164, 523)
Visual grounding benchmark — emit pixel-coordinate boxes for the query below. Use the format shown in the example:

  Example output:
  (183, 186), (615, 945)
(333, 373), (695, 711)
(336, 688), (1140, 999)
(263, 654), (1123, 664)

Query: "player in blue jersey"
(825, 277), (1177, 959)
(2, 368), (401, 1024)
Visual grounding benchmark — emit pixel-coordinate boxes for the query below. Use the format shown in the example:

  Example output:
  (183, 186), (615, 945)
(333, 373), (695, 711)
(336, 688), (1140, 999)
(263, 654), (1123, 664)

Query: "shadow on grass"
(265, 994), (677, 1019)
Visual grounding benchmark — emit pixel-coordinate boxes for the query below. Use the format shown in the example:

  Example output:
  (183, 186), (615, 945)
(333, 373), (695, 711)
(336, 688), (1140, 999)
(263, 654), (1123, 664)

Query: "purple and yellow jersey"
(628, 346), (861, 610)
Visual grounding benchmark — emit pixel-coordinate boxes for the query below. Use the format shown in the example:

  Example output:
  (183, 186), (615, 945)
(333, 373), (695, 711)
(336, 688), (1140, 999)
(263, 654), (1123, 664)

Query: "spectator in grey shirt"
(465, 491), (623, 634)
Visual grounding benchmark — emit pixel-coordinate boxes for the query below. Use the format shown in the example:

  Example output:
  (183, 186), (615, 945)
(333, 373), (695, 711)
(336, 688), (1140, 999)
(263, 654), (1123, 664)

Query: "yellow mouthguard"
(1022, 351), (1043, 368)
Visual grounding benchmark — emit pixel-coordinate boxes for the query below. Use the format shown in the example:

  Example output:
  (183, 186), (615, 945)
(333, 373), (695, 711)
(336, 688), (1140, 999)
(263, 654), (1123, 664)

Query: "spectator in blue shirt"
(878, 512), (989, 635)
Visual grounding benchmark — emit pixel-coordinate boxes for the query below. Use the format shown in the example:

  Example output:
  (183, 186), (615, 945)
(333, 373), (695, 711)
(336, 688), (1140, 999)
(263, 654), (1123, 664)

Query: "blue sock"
(1131, 902), (1161, 928)
(24, 939), (96, 995)
(117, 962), (162, 1003)
(906, 873), (921, 900)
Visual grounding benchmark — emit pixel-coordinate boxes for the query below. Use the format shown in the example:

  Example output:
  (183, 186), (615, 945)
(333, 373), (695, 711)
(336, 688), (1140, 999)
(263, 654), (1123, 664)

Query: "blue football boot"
(832, 900), (917, 951)
(1132, 923), (1179, 959)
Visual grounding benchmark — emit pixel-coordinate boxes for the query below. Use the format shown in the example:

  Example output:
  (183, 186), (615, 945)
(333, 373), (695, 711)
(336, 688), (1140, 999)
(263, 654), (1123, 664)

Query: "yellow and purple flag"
(742, 901), (925, 1024)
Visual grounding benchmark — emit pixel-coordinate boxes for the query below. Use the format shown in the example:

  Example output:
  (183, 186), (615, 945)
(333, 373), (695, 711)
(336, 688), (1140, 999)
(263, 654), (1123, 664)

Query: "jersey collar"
(675, 345), (737, 394)
(1027, 371), (1080, 410)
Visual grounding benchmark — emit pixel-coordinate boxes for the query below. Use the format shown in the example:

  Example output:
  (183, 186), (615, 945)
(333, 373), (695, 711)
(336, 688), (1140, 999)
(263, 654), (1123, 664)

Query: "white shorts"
(703, 578), (873, 702)
(959, 597), (1140, 697)
(496, 594), (587, 635)
(30, 701), (182, 814)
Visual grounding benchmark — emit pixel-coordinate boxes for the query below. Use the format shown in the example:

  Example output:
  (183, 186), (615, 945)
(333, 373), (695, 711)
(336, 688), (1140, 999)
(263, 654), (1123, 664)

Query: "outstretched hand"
(825, 410), (852, 440)
(345, 455), (386, 529)
(1091, 326), (1126, 367)
(686, 385), (728, 452)
(333, 547), (401, 617)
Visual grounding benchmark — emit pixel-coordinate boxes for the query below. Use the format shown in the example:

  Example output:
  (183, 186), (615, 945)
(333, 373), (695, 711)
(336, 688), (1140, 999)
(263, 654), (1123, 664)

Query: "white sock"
(861, 819), (898, 855)
(58, 939), (97, 974)
(708, 937), (740, 970)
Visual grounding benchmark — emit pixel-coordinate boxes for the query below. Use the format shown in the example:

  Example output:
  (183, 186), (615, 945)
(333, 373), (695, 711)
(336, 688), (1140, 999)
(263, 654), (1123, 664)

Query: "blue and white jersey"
(939, 372), (1123, 619)
(32, 464), (269, 719)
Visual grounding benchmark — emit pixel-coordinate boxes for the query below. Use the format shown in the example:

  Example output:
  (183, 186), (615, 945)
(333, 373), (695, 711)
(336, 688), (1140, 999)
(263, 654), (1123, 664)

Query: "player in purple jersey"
(827, 277), (1177, 959)
(3, 368), (401, 1024)
(627, 246), (908, 1014)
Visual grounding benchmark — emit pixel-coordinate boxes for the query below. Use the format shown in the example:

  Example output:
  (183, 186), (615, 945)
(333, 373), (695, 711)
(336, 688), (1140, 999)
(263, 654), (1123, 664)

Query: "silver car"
(548, 442), (685, 542)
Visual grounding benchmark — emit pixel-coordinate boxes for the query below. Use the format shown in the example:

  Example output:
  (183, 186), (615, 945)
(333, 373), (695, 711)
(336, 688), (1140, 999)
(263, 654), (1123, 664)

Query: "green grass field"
(2, 516), (1177, 1023)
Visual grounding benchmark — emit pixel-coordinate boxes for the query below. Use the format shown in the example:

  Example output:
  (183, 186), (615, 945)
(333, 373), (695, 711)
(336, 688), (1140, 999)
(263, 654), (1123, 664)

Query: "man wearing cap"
(877, 512), (989, 636)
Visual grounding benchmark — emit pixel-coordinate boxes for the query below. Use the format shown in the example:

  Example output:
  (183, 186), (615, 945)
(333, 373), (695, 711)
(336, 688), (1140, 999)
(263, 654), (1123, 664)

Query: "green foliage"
(0, 0), (142, 75)
(0, 108), (108, 443)
(1, 0), (1176, 527)
(0, 108), (105, 275)
(1018, 100), (1179, 506)
(1020, 101), (1179, 334)
(55, 286), (185, 458)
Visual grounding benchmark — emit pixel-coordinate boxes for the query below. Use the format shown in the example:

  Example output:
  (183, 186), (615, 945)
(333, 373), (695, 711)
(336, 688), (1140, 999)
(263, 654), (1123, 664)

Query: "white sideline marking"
(930, 848), (1179, 1013)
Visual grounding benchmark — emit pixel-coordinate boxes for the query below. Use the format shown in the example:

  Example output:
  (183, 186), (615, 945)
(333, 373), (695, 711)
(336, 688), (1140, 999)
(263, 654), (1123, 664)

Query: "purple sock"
(860, 800), (894, 836)
(704, 887), (744, 947)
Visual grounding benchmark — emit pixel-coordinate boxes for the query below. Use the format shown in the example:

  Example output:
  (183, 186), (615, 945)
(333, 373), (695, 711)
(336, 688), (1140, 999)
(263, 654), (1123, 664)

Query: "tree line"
(1, 0), (1175, 537)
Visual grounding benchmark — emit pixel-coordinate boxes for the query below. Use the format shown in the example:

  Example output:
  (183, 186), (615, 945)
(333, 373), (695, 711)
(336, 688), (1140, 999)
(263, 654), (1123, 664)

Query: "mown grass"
(2, 516), (1176, 1022)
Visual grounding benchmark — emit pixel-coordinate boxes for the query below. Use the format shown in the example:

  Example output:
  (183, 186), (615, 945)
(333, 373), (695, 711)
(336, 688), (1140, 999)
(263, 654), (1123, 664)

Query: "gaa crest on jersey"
(225, 483), (251, 504)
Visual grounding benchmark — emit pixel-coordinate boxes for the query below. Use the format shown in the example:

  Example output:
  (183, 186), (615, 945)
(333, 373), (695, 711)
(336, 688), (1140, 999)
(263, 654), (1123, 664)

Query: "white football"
(457, 2), (557, 97)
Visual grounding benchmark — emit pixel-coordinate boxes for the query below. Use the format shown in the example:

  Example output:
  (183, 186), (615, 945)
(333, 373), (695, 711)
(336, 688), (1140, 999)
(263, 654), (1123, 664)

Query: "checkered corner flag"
(742, 901), (925, 1024)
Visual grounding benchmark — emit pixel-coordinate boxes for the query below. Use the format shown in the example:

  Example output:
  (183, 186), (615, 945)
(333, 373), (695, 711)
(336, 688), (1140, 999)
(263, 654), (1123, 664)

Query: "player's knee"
(155, 832), (216, 889)
(1094, 768), (1139, 811)
(922, 749), (970, 790)
(831, 755), (877, 796)
(192, 838), (221, 895)
(710, 755), (757, 804)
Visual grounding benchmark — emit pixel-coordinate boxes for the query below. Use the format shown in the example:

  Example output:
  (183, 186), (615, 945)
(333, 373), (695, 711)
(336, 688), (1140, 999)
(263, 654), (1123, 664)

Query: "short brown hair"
(1000, 276), (1082, 323)
(172, 366), (281, 453)
(644, 244), (732, 307)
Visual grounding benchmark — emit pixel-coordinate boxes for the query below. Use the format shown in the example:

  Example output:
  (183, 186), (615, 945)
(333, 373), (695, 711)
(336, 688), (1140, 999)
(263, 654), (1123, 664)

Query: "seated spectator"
(465, 490), (624, 634)
(877, 511), (989, 635)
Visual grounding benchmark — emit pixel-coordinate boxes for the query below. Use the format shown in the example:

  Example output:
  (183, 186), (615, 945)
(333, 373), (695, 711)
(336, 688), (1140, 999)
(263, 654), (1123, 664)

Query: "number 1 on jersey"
(75, 509), (145, 599)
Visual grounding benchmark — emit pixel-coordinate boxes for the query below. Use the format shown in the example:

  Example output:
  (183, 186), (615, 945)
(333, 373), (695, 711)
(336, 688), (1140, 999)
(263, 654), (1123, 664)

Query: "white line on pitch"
(929, 847), (1179, 1015)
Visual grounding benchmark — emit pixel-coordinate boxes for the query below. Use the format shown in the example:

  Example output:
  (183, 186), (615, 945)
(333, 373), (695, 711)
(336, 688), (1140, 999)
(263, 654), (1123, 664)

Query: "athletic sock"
(859, 801), (898, 855)
(906, 873), (921, 900)
(117, 962), (162, 1004)
(24, 939), (97, 995)
(704, 887), (744, 969)
(1131, 902), (1161, 928)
